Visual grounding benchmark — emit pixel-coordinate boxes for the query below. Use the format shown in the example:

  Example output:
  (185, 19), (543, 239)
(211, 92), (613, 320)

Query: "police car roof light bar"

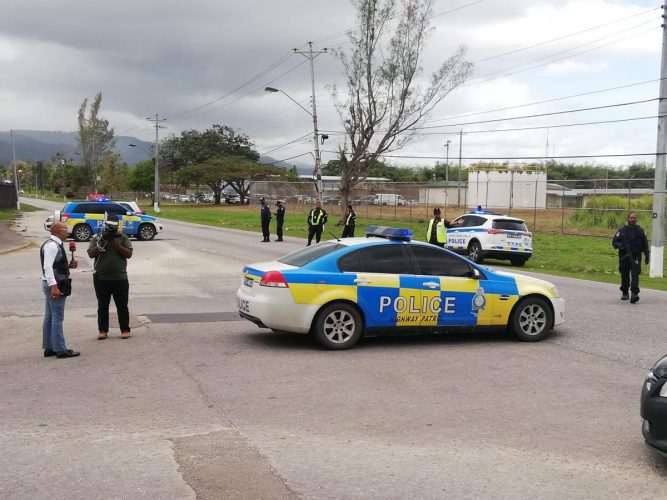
(365, 225), (413, 241)
(467, 209), (501, 215)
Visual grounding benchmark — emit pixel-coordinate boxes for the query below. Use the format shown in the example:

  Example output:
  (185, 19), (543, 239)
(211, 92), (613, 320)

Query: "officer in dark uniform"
(612, 212), (650, 303)
(275, 200), (285, 241)
(307, 201), (328, 246)
(341, 204), (356, 238)
(260, 197), (271, 242)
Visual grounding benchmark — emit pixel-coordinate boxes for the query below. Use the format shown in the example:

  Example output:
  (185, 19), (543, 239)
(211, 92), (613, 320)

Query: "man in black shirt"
(612, 212), (650, 303)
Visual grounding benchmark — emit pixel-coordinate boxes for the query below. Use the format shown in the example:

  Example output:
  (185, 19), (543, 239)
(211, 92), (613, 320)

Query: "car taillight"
(486, 228), (504, 234)
(61, 213), (69, 222)
(260, 271), (289, 288)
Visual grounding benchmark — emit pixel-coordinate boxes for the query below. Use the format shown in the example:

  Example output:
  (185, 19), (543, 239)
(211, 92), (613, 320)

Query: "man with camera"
(87, 214), (133, 339)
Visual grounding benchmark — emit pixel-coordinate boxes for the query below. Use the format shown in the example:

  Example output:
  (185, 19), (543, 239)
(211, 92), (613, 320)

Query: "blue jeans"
(42, 280), (67, 353)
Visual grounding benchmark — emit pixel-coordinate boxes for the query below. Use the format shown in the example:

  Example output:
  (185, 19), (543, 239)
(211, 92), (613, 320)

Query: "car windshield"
(493, 219), (528, 231)
(278, 242), (344, 267)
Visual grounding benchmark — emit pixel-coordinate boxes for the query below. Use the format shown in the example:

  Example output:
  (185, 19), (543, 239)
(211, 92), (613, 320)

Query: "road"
(1, 198), (665, 499)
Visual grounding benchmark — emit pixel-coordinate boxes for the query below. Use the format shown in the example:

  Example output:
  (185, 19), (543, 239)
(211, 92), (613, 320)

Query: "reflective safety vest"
(309, 208), (326, 226)
(426, 218), (446, 243)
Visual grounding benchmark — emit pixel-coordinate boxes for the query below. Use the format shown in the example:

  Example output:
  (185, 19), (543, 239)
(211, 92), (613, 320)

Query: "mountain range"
(0, 130), (313, 173)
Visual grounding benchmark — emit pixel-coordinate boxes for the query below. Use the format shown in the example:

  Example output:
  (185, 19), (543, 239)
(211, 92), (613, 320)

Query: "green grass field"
(141, 204), (667, 292)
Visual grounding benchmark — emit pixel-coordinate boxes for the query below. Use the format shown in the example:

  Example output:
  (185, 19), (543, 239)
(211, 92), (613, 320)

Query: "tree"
(126, 160), (155, 192)
(178, 156), (281, 204)
(77, 93), (116, 192)
(160, 124), (260, 172)
(332, 0), (472, 212)
(98, 153), (129, 193)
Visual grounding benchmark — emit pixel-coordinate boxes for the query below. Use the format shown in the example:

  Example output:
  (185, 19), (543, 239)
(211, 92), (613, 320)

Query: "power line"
(425, 78), (661, 124)
(473, 6), (659, 64)
(260, 132), (313, 156)
(417, 98), (658, 129)
(322, 149), (662, 160)
(419, 115), (663, 135)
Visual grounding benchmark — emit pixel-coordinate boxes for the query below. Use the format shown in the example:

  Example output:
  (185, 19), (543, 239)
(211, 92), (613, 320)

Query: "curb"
(0, 241), (31, 255)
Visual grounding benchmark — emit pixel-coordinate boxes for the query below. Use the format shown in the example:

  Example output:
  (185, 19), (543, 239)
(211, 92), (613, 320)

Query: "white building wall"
(467, 169), (547, 209)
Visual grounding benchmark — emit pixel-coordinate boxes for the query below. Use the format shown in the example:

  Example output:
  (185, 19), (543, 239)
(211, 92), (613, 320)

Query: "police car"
(445, 209), (532, 266)
(237, 226), (564, 350)
(56, 201), (163, 241)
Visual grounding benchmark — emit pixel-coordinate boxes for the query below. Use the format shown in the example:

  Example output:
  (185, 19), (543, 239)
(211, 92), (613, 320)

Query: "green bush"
(568, 195), (653, 230)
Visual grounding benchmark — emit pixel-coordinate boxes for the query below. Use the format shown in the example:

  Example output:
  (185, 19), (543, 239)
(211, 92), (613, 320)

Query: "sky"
(0, 0), (663, 170)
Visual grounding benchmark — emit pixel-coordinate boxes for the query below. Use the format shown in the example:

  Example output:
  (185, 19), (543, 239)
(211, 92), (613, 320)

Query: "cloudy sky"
(0, 0), (662, 169)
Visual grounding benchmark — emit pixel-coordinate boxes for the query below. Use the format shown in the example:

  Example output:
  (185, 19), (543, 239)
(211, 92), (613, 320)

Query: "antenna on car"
(328, 231), (341, 242)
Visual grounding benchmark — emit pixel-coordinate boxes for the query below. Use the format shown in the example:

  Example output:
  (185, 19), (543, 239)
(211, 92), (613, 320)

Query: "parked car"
(444, 209), (532, 266)
(116, 201), (143, 214)
(56, 201), (163, 241)
(373, 193), (407, 206)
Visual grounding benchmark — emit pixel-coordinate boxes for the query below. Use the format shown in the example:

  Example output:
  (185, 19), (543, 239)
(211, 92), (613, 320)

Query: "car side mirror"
(126, 211), (132, 216)
(471, 268), (481, 280)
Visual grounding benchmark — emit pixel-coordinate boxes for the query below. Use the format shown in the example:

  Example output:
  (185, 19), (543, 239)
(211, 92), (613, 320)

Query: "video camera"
(102, 212), (120, 238)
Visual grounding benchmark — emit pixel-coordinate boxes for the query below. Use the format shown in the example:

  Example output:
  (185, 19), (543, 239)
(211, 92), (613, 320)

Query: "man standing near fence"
(307, 201), (327, 246)
(612, 212), (649, 303)
(275, 200), (285, 242)
(340, 204), (356, 238)
(260, 197), (271, 242)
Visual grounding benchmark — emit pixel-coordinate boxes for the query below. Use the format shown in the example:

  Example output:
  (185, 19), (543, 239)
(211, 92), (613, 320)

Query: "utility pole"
(457, 130), (463, 207)
(147, 114), (166, 213)
(11, 129), (20, 209)
(444, 140), (451, 209)
(293, 42), (327, 203)
(650, 5), (667, 278)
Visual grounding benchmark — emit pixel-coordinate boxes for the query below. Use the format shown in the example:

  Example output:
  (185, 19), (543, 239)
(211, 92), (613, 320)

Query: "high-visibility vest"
(426, 218), (446, 243)
(310, 208), (325, 226)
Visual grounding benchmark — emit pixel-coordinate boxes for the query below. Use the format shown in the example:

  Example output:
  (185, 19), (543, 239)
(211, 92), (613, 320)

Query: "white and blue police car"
(446, 209), (532, 266)
(237, 226), (563, 350)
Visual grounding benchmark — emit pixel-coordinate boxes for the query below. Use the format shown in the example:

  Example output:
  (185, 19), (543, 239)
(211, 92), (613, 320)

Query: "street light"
(264, 86), (324, 202)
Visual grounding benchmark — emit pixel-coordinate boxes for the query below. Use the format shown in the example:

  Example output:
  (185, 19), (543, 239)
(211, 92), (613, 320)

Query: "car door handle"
(354, 278), (371, 284)
(422, 281), (439, 289)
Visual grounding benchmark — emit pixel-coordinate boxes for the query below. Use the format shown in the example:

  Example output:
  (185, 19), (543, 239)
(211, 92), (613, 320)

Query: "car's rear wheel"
(137, 223), (156, 241)
(314, 302), (363, 350)
(467, 240), (483, 263)
(510, 256), (527, 267)
(72, 224), (92, 242)
(510, 297), (552, 342)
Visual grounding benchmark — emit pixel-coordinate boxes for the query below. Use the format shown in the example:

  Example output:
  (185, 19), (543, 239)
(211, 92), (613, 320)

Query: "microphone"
(69, 241), (76, 260)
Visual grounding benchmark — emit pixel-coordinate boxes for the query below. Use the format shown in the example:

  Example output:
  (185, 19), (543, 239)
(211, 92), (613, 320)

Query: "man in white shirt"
(40, 221), (79, 358)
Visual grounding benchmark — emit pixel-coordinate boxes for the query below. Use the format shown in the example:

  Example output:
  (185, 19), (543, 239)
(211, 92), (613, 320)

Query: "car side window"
(357, 245), (412, 274)
(449, 217), (464, 228)
(410, 245), (472, 278)
(338, 251), (362, 272)
(72, 203), (92, 213)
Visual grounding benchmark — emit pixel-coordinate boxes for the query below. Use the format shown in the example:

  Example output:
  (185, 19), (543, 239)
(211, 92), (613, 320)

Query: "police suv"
(237, 226), (563, 350)
(56, 201), (163, 241)
(446, 210), (533, 266)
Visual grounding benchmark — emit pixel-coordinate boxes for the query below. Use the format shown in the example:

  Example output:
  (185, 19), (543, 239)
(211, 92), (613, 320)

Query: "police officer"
(341, 204), (356, 238)
(307, 201), (328, 246)
(260, 197), (271, 242)
(426, 207), (449, 248)
(275, 200), (285, 242)
(612, 212), (649, 303)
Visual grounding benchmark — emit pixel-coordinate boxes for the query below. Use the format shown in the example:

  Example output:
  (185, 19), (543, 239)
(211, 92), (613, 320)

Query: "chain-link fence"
(74, 176), (666, 240)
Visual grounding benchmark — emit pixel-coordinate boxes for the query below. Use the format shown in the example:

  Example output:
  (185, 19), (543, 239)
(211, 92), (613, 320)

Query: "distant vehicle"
(203, 193), (214, 203)
(56, 201), (163, 241)
(225, 193), (241, 204)
(179, 194), (191, 203)
(373, 193), (407, 206)
(445, 209), (532, 266)
(87, 193), (108, 201)
(116, 201), (142, 215)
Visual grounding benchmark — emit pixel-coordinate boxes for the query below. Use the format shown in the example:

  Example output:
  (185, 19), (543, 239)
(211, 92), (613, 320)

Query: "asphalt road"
(1, 199), (665, 499)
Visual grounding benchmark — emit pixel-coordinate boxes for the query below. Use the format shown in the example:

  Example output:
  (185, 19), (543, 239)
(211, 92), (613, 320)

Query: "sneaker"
(621, 293), (629, 301)
(630, 294), (639, 304)
(97, 332), (108, 340)
(121, 331), (131, 339)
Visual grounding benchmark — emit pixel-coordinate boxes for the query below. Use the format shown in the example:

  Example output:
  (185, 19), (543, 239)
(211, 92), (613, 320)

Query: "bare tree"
(332, 0), (472, 213)
(77, 93), (116, 192)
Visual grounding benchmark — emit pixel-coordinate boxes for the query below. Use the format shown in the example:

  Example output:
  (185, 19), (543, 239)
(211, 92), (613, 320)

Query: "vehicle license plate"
(243, 277), (254, 287)
(507, 232), (521, 239)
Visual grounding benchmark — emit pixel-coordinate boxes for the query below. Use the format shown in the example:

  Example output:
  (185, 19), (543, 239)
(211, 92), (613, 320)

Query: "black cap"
(276, 200), (282, 206)
(260, 197), (265, 203)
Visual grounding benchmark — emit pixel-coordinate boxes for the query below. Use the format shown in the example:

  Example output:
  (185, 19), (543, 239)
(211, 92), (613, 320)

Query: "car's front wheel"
(313, 302), (363, 350)
(467, 240), (483, 263)
(510, 297), (552, 341)
(136, 223), (156, 241)
(72, 224), (92, 242)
